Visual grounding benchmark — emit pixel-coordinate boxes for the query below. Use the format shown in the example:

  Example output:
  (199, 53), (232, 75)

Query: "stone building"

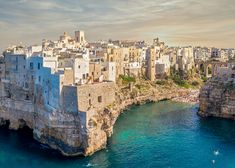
(211, 48), (220, 58)
(89, 62), (102, 82)
(58, 56), (89, 84)
(4, 53), (27, 88)
(73, 57), (89, 84)
(76, 82), (115, 112)
(155, 54), (171, 77)
(146, 47), (157, 81)
(0, 56), (5, 82)
(101, 62), (116, 82)
(124, 62), (141, 77)
(75, 30), (85, 44)
(129, 47), (142, 62)
(176, 47), (195, 71)
(194, 47), (211, 62)
(106, 47), (129, 79)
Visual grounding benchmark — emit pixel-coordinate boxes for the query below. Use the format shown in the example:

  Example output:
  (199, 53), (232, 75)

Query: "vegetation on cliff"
(116, 74), (199, 104)
(119, 75), (136, 85)
(169, 68), (204, 89)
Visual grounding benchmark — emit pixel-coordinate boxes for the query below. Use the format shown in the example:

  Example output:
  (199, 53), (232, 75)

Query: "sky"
(0, 0), (235, 51)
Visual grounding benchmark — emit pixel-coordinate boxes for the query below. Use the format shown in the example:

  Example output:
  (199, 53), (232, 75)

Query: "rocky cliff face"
(0, 82), (199, 156)
(199, 76), (235, 118)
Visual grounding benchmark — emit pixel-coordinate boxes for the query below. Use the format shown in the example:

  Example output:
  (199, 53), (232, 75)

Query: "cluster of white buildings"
(1, 31), (117, 111)
(1, 30), (235, 94)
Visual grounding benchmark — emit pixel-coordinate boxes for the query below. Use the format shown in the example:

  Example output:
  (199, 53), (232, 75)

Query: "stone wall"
(61, 85), (78, 113)
(0, 79), (117, 156)
(89, 63), (102, 82)
(77, 82), (115, 112)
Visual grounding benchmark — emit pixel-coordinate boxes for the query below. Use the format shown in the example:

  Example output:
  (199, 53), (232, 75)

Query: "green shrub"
(170, 74), (191, 88)
(191, 80), (200, 86)
(156, 80), (168, 85)
(201, 76), (208, 82)
(119, 75), (136, 84)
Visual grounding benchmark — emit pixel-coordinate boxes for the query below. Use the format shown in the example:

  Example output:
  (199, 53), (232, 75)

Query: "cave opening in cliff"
(18, 119), (33, 138)
(0, 119), (10, 129)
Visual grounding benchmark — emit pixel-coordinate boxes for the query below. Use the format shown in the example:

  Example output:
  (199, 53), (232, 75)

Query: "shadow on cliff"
(0, 123), (85, 162)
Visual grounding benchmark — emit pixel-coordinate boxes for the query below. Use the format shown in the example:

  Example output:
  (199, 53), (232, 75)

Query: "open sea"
(1, 101), (235, 168)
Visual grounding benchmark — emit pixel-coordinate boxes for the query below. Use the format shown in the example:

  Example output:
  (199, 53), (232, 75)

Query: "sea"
(1, 101), (235, 168)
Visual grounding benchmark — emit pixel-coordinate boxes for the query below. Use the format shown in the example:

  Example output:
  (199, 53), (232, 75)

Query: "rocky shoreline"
(172, 89), (199, 104)
(87, 85), (199, 155)
(0, 83), (199, 157)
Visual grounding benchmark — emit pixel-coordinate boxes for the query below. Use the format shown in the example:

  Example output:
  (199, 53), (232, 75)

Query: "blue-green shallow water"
(1, 101), (235, 168)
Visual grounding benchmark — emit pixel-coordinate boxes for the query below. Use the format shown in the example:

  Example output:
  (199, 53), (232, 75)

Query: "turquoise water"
(1, 101), (235, 168)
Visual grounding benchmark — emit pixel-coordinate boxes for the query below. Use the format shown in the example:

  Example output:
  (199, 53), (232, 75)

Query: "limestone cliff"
(0, 81), (199, 156)
(199, 76), (235, 118)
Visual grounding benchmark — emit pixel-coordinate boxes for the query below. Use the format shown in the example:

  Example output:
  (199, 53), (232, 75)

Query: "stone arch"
(199, 63), (204, 73)
(205, 64), (213, 77)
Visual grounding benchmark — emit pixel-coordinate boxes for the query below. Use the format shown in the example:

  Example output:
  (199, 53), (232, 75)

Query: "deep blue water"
(1, 101), (235, 168)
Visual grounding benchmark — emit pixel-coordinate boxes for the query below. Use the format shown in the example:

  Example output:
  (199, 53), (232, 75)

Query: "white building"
(102, 62), (116, 82)
(155, 55), (171, 75)
(73, 57), (89, 84)
(27, 45), (42, 57)
(177, 47), (194, 71)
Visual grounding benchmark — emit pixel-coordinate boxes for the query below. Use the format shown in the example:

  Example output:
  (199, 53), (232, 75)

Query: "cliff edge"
(0, 80), (199, 156)
(199, 67), (235, 118)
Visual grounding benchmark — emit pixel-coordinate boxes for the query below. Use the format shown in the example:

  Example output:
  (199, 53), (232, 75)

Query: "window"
(25, 94), (29, 100)
(16, 65), (18, 71)
(89, 99), (91, 106)
(89, 93), (91, 97)
(78, 65), (80, 69)
(38, 63), (40, 70)
(24, 82), (28, 88)
(23, 65), (25, 69)
(83, 74), (85, 79)
(7, 91), (11, 98)
(31, 75), (34, 80)
(98, 96), (102, 103)
(30, 62), (33, 70)
(38, 76), (41, 82)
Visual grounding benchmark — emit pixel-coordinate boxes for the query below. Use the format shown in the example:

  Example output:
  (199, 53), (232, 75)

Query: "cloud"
(0, 0), (235, 51)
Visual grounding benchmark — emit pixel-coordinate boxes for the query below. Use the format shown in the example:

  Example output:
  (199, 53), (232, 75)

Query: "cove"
(1, 101), (235, 168)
